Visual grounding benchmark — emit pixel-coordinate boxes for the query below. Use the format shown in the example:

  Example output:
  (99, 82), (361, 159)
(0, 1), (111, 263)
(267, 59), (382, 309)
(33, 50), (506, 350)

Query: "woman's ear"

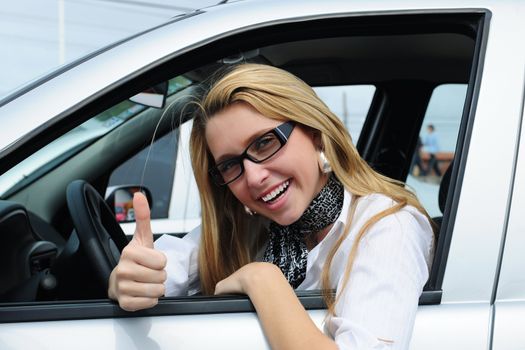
(300, 124), (323, 149)
(312, 130), (323, 150)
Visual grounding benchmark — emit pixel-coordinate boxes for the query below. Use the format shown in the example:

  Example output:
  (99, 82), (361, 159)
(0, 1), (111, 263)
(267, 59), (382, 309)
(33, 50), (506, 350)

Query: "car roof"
(0, 0), (516, 153)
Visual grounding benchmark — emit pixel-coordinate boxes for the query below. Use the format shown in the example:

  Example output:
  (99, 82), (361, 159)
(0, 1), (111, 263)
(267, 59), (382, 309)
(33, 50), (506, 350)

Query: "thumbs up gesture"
(108, 192), (167, 311)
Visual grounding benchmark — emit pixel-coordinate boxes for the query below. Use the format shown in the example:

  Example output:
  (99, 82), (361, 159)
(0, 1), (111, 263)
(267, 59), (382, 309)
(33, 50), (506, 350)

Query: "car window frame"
(0, 9), (490, 323)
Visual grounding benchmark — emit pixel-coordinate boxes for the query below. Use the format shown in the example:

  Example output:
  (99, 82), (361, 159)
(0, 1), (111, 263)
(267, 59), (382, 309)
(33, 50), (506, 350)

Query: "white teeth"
(262, 180), (290, 202)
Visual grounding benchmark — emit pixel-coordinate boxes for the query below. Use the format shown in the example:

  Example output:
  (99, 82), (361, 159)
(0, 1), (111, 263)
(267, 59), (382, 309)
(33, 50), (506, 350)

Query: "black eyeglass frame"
(209, 121), (296, 186)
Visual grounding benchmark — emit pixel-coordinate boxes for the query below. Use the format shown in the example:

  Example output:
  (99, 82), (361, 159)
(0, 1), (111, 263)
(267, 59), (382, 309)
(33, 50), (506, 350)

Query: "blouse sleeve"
(153, 225), (201, 296)
(326, 202), (434, 349)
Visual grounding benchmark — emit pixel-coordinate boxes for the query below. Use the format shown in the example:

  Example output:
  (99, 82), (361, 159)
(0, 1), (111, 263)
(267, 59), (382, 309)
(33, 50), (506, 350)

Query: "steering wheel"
(66, 180), (129, 290)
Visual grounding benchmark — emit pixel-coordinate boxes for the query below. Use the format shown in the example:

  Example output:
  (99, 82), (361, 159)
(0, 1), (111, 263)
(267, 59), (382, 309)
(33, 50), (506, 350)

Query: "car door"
(0, 1), (521, 349)
(492, 86), (525, 349)
(409, 3), (525, 349)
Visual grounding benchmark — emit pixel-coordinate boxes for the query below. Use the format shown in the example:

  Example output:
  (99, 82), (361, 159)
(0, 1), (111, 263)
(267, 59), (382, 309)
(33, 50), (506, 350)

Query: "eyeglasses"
(209, 121), (296, 186)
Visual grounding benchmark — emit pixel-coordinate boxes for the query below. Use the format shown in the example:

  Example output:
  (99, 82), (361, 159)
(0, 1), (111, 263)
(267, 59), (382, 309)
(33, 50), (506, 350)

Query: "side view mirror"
(129, 81), (168, 109)
(105, 186), (153, 223)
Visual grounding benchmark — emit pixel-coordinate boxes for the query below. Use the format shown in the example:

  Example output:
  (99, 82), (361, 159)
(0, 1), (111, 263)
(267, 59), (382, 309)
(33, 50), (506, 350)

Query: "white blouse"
(154, 191), (434, 350)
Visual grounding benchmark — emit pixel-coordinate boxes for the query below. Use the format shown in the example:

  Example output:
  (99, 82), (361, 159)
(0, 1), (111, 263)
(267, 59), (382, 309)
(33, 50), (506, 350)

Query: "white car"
(0, 0), (524, 349)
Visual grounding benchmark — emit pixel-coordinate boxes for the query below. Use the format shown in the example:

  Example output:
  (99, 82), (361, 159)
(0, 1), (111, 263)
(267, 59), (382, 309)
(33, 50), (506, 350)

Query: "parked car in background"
(0, 0), (524, 348)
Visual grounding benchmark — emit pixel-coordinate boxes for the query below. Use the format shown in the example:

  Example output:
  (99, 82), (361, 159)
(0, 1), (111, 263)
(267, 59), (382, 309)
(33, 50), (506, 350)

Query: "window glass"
(0, 76), (192, 199)
(107, 130), (178, 219)
(313, 85), (376, 142)
(0, 101), (145, 197)
(107, 118), (200, 234)
(105, 76), (194, 225)
(168, 119), (200, 232)
(406, 84), (467, 217)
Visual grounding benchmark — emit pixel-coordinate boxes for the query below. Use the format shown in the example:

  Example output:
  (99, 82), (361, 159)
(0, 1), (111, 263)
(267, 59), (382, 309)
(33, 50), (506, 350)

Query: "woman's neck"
(305, 222), (335, 250)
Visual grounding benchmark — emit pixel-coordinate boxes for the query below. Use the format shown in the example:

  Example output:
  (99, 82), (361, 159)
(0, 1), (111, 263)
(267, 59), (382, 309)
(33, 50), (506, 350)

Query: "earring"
(244, 205), (255, 216)
(318, 151), (332, 173)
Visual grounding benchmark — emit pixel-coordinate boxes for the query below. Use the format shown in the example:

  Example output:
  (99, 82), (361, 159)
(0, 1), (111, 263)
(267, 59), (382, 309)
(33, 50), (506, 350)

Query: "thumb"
(132, 191), (154, 248)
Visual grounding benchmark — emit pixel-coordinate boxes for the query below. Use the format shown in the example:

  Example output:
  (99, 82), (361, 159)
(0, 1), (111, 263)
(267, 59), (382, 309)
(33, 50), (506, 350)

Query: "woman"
(108, 64), (434, 349)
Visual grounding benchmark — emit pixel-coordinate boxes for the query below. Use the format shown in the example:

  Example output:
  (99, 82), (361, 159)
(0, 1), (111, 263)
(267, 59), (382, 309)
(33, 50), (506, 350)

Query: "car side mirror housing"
(105, 186), (153, 223)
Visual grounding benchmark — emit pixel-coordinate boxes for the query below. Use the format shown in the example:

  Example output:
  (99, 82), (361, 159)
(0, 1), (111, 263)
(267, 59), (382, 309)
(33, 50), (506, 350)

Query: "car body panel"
(440, 1), (525, 303)
(412, 303), (491, 349)
(0, 304), (325, 349)
(492, 302), (525, 349)
(492, 89), (525, 348)
(0, 0), (508, 151)
(0, 313), (273, 349)
(495, 91), (525, 302)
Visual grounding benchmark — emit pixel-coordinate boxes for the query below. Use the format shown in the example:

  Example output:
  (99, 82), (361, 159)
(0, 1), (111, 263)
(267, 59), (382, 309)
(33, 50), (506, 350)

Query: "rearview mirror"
(105, 186), (153, 223)
(129, 82), (168, 109)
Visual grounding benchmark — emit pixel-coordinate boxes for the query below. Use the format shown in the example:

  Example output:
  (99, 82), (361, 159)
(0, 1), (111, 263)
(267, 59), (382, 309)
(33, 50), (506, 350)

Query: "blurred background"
(0, 0), (219, 98)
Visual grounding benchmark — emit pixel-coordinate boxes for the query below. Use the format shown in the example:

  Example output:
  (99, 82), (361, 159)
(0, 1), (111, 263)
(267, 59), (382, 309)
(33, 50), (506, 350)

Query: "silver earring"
(244, 205), (255, 216)
(318, 151), (332, 173)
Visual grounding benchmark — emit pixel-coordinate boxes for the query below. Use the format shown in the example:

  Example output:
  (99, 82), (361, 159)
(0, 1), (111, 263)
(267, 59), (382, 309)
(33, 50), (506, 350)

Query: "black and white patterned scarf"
(262, 174), (344, 288)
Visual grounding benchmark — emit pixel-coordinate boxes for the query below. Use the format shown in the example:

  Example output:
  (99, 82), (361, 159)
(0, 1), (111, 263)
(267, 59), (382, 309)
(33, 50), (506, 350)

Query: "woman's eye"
(219, 160), (238, 174)
(253, 135), (276, 152)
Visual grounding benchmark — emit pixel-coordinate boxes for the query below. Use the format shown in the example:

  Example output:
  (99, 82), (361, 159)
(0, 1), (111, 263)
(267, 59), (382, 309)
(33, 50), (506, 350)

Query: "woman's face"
(205, 102), (328, 225)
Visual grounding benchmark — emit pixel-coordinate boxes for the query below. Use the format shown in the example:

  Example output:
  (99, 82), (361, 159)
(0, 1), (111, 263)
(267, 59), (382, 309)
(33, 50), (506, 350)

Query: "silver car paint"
(492, 90), (525, 349)
(0, 0), (524, 348)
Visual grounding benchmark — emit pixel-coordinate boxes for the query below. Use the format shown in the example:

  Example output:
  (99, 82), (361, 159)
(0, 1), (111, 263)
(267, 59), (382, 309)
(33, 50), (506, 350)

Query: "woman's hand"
(214, 262), (282, 296)
(108, 192), (167, 311)
(215, 262), (337, 350)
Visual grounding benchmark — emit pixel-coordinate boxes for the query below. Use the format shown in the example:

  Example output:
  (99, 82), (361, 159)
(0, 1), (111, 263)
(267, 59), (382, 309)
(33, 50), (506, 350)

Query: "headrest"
(438, 161), (453, 214)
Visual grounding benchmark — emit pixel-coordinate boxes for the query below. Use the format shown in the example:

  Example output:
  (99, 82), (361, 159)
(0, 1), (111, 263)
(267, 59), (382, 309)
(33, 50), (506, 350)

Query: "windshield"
(0, 76), (192, 197)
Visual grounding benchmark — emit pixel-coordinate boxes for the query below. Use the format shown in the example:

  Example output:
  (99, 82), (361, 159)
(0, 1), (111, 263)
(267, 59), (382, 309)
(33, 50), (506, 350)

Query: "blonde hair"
(190, 64), (432, 312)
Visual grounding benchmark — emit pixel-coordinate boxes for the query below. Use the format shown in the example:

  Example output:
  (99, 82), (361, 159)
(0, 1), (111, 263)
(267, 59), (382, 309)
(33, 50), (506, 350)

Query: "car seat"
(432, 160), (453, 241)
(0, 201), (58, 302)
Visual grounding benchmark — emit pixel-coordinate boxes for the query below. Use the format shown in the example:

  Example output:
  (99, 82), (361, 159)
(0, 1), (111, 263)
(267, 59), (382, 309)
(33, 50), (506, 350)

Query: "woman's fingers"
(116, 280), (166, 298)
(214, 269), (245, 295)
(121, 243), (167, 270)
(109, 232), (168, 312)
(115, 261), (167, 284)
(118, 296), (160, 312)
(132, 192), (154, 248)
(214, 262), (281, 295)
(113, 262), (166, 312)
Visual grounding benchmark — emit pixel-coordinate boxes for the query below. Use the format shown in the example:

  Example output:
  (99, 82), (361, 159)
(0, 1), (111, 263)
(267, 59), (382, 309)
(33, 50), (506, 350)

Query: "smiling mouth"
(261, 180), (290, 203)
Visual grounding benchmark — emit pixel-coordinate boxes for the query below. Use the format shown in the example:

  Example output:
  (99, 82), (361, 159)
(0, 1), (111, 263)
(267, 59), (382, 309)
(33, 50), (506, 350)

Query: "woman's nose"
(243, 158), (269, 187)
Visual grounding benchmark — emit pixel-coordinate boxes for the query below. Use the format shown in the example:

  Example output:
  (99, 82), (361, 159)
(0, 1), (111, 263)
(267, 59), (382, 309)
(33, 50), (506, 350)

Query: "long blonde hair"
(190, 64), (431, 312)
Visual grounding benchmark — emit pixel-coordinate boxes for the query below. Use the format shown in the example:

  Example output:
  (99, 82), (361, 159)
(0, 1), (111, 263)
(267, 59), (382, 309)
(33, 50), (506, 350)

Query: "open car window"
(313, 85), (376, 142)
(0, 10), (488, 335)
(406, 84), (468, 217)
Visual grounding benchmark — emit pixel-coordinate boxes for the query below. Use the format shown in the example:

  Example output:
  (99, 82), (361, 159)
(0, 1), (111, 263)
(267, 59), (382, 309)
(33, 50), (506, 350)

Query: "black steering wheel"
(66, 180), (129, 290)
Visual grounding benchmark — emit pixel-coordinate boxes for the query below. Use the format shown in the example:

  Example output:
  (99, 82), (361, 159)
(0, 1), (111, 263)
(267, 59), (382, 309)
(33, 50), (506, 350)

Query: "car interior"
(0, 13), (483, 321)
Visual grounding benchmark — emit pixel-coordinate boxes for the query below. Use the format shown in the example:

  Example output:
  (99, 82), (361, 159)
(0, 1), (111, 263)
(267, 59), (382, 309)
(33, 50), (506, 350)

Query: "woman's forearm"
(244, 264), (338, 350)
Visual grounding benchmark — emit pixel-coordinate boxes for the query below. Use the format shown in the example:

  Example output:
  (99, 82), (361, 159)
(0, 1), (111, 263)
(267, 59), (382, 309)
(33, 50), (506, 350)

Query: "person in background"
(108, 64), (435, 349)
(423, 124), (441, 177)
(410, 136), (425, 176)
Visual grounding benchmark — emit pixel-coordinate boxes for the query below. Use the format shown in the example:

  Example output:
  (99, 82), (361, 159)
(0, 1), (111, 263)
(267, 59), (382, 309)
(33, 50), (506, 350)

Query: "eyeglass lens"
(217, 132), (282, 182)
(211, 121), (295, 185)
